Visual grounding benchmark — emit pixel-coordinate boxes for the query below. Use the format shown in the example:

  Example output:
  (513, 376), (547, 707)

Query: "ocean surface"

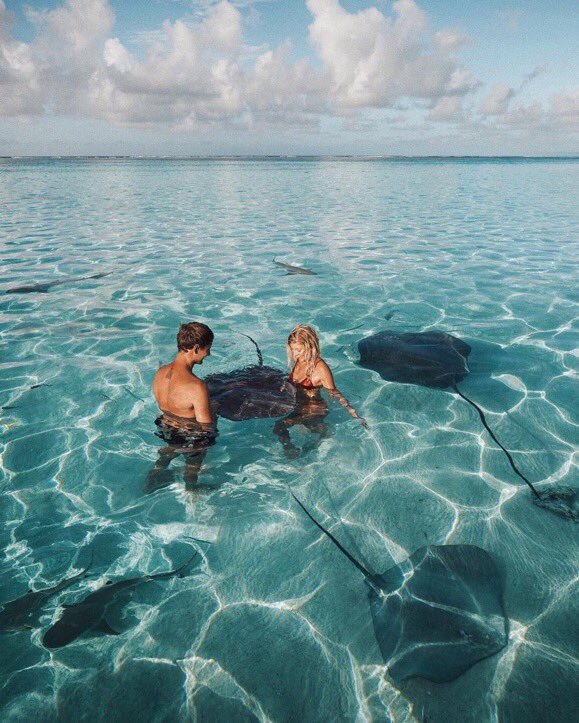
(0, 157), (577, 722)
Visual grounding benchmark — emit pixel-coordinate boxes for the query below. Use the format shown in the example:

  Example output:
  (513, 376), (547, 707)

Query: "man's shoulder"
(189, 374), (209, 390)
(154, 363), (172, 380)
(171, 371), (208, 392)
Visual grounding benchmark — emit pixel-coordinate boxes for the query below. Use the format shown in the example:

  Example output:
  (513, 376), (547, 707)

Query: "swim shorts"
(154, 414), (218, 450)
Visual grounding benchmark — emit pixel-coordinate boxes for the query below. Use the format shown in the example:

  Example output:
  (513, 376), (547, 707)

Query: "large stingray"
(357, 330), (577, 520)
(205, 336), (296, 421)
(291, 492), (508, 683)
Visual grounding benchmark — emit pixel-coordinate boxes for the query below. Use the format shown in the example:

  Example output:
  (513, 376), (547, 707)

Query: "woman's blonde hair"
(287, 324), (321, 377)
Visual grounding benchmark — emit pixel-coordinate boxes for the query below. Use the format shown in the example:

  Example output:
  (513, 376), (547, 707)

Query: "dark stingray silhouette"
(291, 492), (508, 683)
(358, 331), (471, 389)
(357, 330), (578, 520)
(273, 258), (316, 276)
(42, 551), (197, 649)
(5, 272), (111, 294)
(205, 335), (296, 421)
(0, 559), (91, 633)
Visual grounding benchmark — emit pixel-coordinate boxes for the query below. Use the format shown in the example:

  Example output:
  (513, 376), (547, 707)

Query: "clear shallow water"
(0, 157), (577, 722)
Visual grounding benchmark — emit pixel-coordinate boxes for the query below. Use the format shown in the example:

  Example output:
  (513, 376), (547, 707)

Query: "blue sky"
(1, 0), (577, 155)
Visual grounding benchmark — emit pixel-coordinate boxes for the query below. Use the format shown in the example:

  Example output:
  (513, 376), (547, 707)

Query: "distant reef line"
(1, 155), (577, 162)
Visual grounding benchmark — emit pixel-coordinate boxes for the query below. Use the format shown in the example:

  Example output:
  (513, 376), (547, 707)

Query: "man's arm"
(191, 380), (213, 424)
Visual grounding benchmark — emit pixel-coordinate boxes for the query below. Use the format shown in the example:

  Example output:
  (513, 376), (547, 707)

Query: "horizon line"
(1, 154), (577, 160)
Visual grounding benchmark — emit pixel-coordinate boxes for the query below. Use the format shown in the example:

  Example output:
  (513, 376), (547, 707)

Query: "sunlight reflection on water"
(0, 158), (577, 722)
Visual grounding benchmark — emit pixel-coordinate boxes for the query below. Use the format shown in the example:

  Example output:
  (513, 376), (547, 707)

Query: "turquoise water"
(0, 157), (577, 722)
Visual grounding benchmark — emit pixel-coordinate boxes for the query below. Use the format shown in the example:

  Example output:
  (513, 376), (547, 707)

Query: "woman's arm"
(317, 361), (369, 429)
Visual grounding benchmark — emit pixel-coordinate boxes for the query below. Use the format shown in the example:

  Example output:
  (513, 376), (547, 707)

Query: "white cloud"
(0, 0), (114, 115)
(428, 95), (464, 122)
(173, 0), (273, 21)
(306, 0), (478, 108)
(479, 84), (516, 116)
(243, 42), (328, 126)
(77, 0), (482, 127)
(59, 0), (325, 127)
(433, 28), (472, 54)
(550, 89), (579, 127)
(28, 0), (114, 54)
(475, 88), (579, 141)
(0, 0), (576, 148)
(479, 64), (551, 118)
(0, 1), (42, 115)
(499, 101), (544, 128)
(91, 4), (244, 125)
(504, 91), (579, 131)
(476, 65), (578, 137)
(0, 0), (480, 126)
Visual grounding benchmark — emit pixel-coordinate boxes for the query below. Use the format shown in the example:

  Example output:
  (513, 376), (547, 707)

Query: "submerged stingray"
(357, 330), (577, 520)
(291, 492), (508, 683)
(0, 559), (91, 633)
(5, 272), (111, 294)
(205, 335), (296, 421)
(42, 551), (197, 649)
(358, 331), (471, 389)
(273, 258), (316, 276)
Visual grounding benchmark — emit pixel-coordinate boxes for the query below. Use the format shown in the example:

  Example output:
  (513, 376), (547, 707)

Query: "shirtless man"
(146, 322), (216, 492)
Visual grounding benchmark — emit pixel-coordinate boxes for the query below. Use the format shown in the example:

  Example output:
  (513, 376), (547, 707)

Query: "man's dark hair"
(177, 322), (214, 352)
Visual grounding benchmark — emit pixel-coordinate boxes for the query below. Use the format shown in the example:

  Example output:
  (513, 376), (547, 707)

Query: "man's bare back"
(147, 322), (216, 492)
(153, 352), (212, 423)
(152, 322), (214, 425)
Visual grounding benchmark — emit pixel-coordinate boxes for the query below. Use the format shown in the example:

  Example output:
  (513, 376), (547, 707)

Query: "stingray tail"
(240, 333), (263, 366)
(452, 383), (541, 499)
(290, 491), (375, 580)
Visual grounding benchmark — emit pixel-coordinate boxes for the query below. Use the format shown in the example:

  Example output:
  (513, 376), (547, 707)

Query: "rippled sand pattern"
(0, 158), (577, 722)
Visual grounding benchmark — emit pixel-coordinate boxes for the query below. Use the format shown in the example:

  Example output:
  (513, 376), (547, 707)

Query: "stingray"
(205, 335), (296, 421)
(357, 330), (577, 520)
(5, 271), (111, 294)
(42, 551), (197, 649)
(273, 258), (316, 276)
(291, 492), (508, 683)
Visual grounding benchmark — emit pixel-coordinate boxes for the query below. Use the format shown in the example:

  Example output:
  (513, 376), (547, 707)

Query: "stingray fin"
(95, 619), (121, 636)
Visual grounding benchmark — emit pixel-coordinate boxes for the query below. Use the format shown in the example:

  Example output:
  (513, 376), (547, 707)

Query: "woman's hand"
(349, 408), (369, 429)
(328, 387), (368, 429)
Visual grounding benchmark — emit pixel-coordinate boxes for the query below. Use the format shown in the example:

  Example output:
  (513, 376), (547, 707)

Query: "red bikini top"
(289, 362), (319, 390)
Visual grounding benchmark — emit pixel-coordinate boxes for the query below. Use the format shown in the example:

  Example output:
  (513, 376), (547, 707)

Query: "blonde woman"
(274, 324), (367, 458)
